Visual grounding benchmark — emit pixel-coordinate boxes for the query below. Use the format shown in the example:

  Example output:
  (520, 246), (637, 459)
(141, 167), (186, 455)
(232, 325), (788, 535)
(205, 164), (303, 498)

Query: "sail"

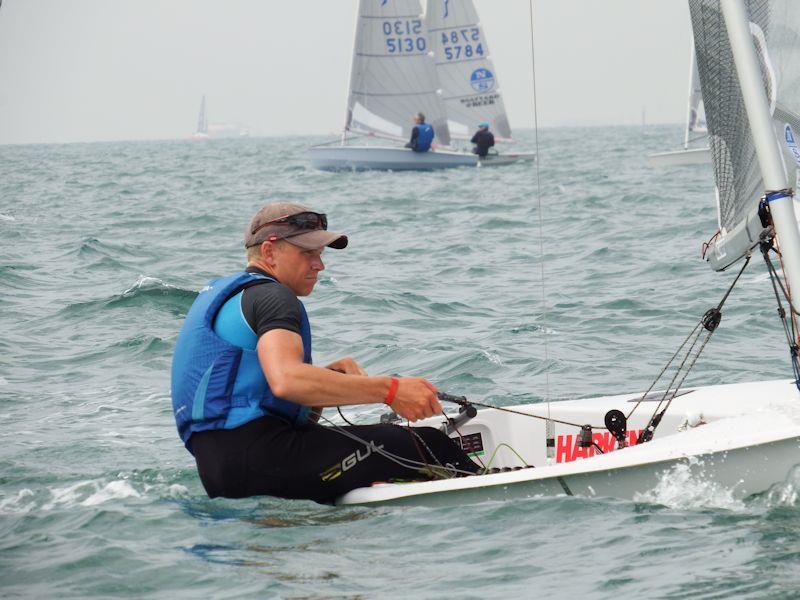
(689, 0), (800, 270)
(345, 0), (450, 145)
(425, 0), (511, 140)
(196, 95), (208, 135)
(685, 41), (708, 146)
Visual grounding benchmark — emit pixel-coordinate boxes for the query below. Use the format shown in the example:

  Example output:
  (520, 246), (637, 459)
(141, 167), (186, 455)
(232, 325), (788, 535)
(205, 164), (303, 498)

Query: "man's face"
(272, 241), (325, 296)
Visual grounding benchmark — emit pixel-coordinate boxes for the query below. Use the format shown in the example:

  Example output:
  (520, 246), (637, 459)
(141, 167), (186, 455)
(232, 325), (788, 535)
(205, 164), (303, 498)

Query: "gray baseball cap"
(244, 202), (348, 250)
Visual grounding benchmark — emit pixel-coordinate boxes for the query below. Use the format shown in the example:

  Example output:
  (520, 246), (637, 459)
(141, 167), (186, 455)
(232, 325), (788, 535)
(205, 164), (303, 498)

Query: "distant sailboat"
(647, 41), (712, 166)
(191, 95), (210, 141)
(308, 0), (535, 171)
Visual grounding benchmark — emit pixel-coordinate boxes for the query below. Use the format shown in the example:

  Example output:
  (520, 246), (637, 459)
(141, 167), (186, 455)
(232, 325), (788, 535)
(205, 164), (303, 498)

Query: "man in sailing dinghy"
(171, 202), (478, 503)
(404, 112), (435, 152)
(471, 122), (495, 158)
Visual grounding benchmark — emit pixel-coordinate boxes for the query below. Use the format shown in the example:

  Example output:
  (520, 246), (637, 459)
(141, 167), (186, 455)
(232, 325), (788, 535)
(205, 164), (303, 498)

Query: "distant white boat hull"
(336, 379), (800, 506)
(308, 145), (535, 171)
(647, 147), (711, 167)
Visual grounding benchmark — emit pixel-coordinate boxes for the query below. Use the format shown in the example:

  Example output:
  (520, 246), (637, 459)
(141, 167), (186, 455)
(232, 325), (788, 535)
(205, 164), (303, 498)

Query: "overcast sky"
(0, 0), (693, 145)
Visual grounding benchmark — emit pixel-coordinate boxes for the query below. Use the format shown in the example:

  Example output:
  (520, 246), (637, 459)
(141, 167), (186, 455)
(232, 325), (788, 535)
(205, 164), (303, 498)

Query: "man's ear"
(260, 240), (278, 266)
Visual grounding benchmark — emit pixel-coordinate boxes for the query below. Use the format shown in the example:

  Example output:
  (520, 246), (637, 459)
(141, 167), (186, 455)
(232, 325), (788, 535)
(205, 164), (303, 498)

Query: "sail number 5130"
(383, 20), (426, 53)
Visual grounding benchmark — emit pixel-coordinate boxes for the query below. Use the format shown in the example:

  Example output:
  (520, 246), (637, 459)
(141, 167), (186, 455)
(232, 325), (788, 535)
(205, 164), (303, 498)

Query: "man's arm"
(258, 329), (442, 421)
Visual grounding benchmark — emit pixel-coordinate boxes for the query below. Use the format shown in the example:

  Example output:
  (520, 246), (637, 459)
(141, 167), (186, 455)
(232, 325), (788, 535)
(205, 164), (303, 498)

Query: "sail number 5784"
(440, 28), (484, 61)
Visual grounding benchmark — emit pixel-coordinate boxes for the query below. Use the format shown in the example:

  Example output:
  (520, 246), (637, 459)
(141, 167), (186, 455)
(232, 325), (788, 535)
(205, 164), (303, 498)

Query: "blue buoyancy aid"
(414, 123), (434, 152)
(171, 271), (312, 449)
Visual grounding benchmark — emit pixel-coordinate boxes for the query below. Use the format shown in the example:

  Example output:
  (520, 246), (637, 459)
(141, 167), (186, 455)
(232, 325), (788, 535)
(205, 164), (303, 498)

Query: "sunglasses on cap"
(250, 211), (328, 237)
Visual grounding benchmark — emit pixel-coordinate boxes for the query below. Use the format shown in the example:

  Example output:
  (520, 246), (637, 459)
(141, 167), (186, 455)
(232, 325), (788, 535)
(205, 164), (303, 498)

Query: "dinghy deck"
(336, 380), (800, 506)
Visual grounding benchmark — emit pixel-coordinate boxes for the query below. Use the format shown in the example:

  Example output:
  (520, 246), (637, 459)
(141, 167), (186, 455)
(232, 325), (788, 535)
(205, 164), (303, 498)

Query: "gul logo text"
(320, 440), (384, 482)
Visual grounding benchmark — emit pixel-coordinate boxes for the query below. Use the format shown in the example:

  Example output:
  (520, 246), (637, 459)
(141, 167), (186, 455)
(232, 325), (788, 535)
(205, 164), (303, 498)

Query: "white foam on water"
(0, 489), (37, 515)
(0, 376), (8, 385)
(144, 483), (189, 500)
(481, 349), (502, 365)
(81, 480), (142, 506)
(633, 457), (745, 511)
(2, 477), (176, 512)
(122, 275), (179, 297)
(0, 213), (15, 221)
(40, 480), (96, 511)
(764, 465), (800, 507)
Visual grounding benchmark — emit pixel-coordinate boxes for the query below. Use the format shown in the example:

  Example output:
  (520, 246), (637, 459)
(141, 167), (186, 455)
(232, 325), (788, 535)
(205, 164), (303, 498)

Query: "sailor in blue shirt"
(171, 202), (478, 502)
(404, 112), (435, 152)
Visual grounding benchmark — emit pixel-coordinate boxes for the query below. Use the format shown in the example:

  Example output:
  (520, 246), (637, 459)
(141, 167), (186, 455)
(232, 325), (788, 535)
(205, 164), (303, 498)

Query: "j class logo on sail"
(440, 27), (484, 61)
(470, 68), (495, 93)
(382, 20), (426, 53)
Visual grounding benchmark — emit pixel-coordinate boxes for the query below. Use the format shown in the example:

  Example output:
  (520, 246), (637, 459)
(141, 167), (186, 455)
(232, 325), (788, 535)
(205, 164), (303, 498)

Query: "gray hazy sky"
(0, 1), (693, 145)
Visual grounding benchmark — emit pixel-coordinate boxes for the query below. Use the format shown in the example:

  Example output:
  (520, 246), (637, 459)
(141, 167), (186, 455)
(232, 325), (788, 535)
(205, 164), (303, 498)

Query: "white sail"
(685, 41), (707, 148)
(691, 0), (800, 270)
(425, 0), (511, 140)
(345, 0), (450, 145)
(196, 95), (208, 135)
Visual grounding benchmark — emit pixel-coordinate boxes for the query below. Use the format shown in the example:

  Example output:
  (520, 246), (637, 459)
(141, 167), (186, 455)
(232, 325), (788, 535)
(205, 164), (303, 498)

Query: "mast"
(721, 0), (800, 304)
(197, 95), (207, 134)
(341, 0), (362, 145)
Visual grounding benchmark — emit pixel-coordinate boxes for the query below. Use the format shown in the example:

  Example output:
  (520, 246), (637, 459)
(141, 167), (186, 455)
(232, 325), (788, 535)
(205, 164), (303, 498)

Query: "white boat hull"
(336, 379), (800, 506)
(647, 147), (711, 167)
(308, 145), (535, 171)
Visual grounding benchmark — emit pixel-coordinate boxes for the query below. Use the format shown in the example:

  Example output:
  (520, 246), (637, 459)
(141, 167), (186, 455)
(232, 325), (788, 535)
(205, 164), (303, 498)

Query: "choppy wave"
(60, 276), (196, 318)
(4, 131), (800, 597)
(0, 475), (190, 515)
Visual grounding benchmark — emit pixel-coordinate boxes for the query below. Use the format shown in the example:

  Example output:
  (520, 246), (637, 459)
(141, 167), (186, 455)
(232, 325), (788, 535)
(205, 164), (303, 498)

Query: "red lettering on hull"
(555, 429), (644, 463)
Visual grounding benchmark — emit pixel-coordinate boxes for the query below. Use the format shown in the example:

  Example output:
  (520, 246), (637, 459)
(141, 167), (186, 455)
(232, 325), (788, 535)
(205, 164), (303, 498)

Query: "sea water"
(2, 127), (800, 598)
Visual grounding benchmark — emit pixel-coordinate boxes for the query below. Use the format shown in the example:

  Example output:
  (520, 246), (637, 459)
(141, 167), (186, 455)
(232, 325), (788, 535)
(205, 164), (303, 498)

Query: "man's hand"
(390, 377), (442, 422)
(326, 356), (368, 376)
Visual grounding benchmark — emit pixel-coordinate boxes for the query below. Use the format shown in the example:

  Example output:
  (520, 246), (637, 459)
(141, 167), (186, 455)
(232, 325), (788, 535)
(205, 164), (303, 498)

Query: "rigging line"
(777, 244), (800, 344)
(337, 406), (357, 426)
(764, 243), (800, 317)
(317, 414), (478, 478)
(527, 0), (552, 427)
(483, 443), (532, 470)
(625, 321), (703, 421)
(646, 321), (708, 418)
(627, 253), (751, 421)
(642, 328), (714, 438)
(761, 243), (800, 388)
(449, 420), (487, 470)
(639, 255), (752, 442)
(404, 420), (437, 472)
(439, 395), (607, 430)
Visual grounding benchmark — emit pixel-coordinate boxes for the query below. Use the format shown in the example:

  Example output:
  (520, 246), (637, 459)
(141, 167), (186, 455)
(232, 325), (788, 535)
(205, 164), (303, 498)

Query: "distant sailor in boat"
(471, 121), (495, 158)
(404, 112), (435, 152)
(171, 202), (478, 503)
